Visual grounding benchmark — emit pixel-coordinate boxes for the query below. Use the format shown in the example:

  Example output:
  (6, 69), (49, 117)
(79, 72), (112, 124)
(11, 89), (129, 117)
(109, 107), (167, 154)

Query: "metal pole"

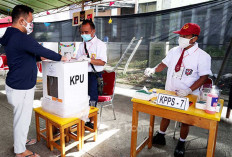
(134, 0), (139, 14)
(82, 1), (85, 11)
(96, 5), (99, 16)
(120, 43), (122, 58)
(215, 38), (232, 85)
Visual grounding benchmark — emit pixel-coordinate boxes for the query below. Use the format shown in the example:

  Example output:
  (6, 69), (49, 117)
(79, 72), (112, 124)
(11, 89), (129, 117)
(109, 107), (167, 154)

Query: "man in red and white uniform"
(145, 23), (212, 157)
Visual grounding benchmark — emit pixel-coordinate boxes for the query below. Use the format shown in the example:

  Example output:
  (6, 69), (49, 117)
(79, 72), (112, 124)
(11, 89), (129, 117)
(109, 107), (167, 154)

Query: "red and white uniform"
(162, 42), (212, 96)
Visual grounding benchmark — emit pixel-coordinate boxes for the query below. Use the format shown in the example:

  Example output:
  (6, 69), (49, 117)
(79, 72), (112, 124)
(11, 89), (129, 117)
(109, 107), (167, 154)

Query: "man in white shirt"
(76, 20), (107, 127)
(145, 23), (212, 157)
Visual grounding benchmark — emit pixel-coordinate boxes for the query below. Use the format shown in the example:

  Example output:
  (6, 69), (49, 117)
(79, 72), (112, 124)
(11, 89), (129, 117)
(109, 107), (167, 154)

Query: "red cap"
(173, 23), (201, 36)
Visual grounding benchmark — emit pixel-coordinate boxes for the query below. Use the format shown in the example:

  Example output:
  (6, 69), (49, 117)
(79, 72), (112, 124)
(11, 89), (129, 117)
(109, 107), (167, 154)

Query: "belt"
(88, 72), (102, 75)
(88, 72), (102, 74)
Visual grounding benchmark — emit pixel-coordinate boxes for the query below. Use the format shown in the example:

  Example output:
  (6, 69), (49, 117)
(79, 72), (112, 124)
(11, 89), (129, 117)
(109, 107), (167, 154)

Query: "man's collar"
(86, 35), (97, 44)
(185, 42), (198, 55)
(180, 42), (198, 55)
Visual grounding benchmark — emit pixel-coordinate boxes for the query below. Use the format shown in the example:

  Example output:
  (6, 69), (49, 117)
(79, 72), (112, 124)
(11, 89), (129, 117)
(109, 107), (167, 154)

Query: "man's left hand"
(176, 88), (192, 97)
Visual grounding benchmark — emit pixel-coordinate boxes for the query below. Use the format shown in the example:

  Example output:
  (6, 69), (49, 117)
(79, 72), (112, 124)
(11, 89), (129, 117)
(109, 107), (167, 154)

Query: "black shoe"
(152, 131), (166, 146)
(174, 140), (185, 157)
(85, 122), (94, 129)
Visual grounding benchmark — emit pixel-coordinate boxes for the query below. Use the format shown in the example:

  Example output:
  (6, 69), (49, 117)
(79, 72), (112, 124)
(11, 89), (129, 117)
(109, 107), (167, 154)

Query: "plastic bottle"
(205, 85), (219, 114)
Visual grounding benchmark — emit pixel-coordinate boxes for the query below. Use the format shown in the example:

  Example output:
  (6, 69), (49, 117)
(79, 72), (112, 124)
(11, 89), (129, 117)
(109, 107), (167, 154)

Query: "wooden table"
(130, 89), (224, 157)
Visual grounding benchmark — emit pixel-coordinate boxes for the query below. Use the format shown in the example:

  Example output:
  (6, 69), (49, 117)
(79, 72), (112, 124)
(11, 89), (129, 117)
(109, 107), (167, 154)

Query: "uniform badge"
(185, 69), (193, 76)
(91, 53), (96, 59)
(183, 24), (189, 29)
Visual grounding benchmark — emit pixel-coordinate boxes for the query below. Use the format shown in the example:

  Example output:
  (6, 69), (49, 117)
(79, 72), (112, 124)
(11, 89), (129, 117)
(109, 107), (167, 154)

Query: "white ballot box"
(41, 60), (89, 118)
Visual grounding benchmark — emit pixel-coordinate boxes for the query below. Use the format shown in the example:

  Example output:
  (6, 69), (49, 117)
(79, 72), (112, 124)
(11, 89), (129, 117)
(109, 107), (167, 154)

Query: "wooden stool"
(34, 108), (49, 148)
(82, 106), (99, 145)
(69, 106), (98, 147)
(34, 107), (82, 157)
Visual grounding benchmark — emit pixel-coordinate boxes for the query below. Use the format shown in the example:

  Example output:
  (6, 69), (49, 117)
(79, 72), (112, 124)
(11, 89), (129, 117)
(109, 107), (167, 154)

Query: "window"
(139, 2), (157, 13)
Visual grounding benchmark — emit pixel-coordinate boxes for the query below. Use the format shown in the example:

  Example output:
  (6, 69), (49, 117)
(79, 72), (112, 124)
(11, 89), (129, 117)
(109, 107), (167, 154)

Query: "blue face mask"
(81, 34), (92, 42)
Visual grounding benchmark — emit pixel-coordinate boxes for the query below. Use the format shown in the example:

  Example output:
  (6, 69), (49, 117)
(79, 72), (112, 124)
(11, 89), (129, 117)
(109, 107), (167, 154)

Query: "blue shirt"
(0, 27), (61, 90)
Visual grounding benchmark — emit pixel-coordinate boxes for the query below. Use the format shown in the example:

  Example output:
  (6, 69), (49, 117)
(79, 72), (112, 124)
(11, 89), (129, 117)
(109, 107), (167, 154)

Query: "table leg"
(226, 107), (231, 118)
(77, 121), (82, 150)
(130, 108), (139, 157)
(45, 118), (50, 148)
(60, 127), (65, 157)
(65, 128), (70, 143)
(48, 121), (54, 151)
(148, 115), (155, 149)
(207, 121), (218, 157)
(81, 121), (85, 149)
(93, 114), (98, 141)
(35, 113), (40, 142)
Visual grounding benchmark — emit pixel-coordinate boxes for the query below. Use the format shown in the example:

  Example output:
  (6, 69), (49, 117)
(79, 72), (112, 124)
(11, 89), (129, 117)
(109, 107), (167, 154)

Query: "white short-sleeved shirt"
(76, 36), (107, 72)
(162, 42), (212, 96)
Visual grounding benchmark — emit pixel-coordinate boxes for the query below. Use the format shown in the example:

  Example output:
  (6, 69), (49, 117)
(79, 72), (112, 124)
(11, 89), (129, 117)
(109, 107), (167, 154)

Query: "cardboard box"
(195, 101), (221, 113)
(41, 60), (89, 118)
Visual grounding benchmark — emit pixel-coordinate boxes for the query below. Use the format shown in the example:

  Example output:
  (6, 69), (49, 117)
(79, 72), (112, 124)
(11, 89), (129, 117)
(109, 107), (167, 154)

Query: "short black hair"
(12, 5), (34, 23)
(81, 19), (95, 30)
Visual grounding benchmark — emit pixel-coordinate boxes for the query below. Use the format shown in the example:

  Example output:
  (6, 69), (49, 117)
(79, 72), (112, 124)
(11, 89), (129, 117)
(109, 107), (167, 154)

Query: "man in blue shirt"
(0, 5), (67, 157)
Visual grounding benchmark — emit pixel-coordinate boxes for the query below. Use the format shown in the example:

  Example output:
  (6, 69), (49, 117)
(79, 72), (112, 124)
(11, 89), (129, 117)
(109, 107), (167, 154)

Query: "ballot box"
(41, 60), (89, 118)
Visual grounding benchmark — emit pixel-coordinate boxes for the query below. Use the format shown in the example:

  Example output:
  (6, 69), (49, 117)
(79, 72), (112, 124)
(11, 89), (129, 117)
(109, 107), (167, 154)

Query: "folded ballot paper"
(133, 87), (157, 101)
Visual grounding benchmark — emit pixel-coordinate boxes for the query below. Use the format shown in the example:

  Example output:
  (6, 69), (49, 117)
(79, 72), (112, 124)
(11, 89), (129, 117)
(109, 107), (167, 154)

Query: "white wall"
(139, 0), (157, 3)
(139, 0), (211, 11)
(40, 42), (59, 53)
(170, 0), (211, 8)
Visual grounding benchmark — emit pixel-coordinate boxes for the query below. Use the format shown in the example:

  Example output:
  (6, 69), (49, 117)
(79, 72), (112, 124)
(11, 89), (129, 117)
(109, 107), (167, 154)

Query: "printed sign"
(156, 93), (189, 110)
(72, 9), (94, 26)
(70, 74), (85, 85)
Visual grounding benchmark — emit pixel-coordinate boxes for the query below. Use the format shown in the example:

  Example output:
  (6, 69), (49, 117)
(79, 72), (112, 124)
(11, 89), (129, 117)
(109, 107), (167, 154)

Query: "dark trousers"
(88, 72), (102, 107)
(228, 85), (232, 109)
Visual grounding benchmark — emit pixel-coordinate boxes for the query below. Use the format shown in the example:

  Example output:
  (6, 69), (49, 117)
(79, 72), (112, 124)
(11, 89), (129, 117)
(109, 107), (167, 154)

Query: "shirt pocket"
(183, 66), (197, 77)
(181, 66), (199, 87)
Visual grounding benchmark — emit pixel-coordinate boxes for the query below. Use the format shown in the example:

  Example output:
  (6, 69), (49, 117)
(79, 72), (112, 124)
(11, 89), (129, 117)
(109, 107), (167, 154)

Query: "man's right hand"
(77, 55), (91, 63)
(61, 56), (68, 62)
(40, 57), (47, 61)
(144, 68), (155, 77)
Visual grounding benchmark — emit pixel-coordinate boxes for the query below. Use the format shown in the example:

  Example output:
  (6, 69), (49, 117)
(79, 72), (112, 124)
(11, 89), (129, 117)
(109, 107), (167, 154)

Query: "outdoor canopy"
(0, 0), (101, 15)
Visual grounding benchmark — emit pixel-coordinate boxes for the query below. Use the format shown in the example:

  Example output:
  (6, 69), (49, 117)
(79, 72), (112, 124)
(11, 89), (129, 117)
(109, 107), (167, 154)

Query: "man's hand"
(144, 68), (155, 77)
(77, 55), (91, 63)
(176, 88), (192, 97)
(61, 56), (68, 62)
(64, 53), (71, 61)
(40, 57), (47, 61)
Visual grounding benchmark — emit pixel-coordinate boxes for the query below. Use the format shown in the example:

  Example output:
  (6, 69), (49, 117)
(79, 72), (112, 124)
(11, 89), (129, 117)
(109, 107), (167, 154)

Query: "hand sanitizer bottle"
(205, 85), (219, 114)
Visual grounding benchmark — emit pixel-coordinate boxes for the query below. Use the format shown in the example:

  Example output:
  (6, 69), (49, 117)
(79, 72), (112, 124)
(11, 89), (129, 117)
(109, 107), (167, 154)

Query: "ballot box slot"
(47, 75), (58, 98)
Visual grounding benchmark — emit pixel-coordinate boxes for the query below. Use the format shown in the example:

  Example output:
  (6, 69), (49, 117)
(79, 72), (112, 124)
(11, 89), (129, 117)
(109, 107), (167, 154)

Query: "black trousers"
(228, 85), (232, 109)
(88, 72), (102, 107)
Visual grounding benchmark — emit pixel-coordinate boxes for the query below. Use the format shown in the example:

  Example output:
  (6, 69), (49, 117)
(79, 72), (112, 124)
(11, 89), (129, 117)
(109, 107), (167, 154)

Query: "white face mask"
(23, 19), (33, 35)
(178, 36), (194, 49)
